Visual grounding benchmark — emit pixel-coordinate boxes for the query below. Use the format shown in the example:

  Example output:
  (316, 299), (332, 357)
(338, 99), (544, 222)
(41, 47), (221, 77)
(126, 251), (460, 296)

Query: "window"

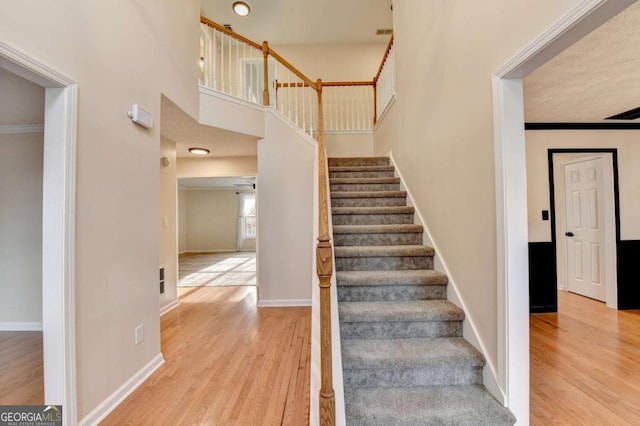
(237, 192), (256, 250)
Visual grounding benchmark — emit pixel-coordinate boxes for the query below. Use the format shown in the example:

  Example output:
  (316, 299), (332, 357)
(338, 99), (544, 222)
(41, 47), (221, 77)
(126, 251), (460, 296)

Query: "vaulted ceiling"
(200, 0), (394, 45)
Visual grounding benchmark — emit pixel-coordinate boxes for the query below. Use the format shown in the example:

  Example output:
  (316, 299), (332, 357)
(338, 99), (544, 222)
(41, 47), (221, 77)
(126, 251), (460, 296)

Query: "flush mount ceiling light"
(188, 147), (210, 155)
(233, 1), (250, 16)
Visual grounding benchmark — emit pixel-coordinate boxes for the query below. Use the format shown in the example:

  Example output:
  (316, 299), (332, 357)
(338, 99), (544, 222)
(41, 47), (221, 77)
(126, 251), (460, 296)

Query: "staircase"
(329, 157), (515, 425)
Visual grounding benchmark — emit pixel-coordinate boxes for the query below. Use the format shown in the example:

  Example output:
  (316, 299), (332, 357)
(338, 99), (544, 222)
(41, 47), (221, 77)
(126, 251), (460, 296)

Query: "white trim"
(160, 299), (180, 316)
(0, 123), (44, 134)
(492, 1), (635, 423)
(198, 85), (266, 113)
(372, 94), (396, 133)
(389, 152), (504, 403)
(1, 41), (78, 426)
(257, 299), (311, 307)
(0, 322), (43, 331)
(78, 354), (164, 426)
(268, 108), (318, 147)
(324, 130), (373, 135)
(179, 249), (238, 254)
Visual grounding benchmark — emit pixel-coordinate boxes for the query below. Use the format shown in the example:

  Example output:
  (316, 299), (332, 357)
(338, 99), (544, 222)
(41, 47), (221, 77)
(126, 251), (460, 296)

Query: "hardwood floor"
(102, 286), (310, 425)
(0, 331), (44, 405)
(531, 290), (640, 425)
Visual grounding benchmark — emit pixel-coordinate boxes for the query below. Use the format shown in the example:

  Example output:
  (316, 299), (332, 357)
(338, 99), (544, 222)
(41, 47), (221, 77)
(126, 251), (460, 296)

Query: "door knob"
(565, 232), (575, 237)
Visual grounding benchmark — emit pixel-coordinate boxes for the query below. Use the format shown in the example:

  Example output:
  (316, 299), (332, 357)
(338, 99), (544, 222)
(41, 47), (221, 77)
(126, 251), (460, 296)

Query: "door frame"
(492, 0), (636, 421)
(0, 42), (78, 425)
(549, 149), (619, 308)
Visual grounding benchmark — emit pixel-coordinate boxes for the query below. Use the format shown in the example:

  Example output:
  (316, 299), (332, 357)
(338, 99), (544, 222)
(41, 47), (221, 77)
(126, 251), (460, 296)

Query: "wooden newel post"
(316, 78), (336, 425)
(262, 41), (270, 106)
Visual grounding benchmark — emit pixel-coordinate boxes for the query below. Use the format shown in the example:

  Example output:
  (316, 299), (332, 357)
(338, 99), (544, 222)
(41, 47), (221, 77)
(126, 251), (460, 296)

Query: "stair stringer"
(388, 151), (505, 404)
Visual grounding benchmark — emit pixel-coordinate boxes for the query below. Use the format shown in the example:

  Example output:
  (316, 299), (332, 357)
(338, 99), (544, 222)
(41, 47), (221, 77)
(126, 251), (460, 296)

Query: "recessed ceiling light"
(233, 2), (250, 17)
(189, 147), (210, 155)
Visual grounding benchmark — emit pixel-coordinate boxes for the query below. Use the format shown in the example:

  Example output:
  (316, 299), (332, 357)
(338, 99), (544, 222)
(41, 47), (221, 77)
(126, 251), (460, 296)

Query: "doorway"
(0, 42), (78, 424)
(550, 150), (618, 308)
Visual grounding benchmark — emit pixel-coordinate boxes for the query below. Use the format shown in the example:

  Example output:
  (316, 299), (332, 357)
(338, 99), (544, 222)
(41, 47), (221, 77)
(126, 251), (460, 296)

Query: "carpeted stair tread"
(335, 245), (434, 258)
(345, 385), (516, 425)
(333, 224), (423, 234)
(342, 337), (484, 369)
(339, 300), (463, 322)
(337, 270), (448, 286)
(329, 165), (396, 173)
(330, 190), (406, 199)
(332, 206), (414, 215)
(329, 177), (401, 185)
(328, 157), (390, 167)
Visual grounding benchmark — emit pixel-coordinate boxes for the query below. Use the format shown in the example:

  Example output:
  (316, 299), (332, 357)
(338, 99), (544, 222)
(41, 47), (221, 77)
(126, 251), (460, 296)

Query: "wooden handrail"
(315, 79), (336, 425)
(322, 81), (373, 87)
(200, 17), (262, 50)
(267, 47), (317, 91)
(374, 34), (394, 83)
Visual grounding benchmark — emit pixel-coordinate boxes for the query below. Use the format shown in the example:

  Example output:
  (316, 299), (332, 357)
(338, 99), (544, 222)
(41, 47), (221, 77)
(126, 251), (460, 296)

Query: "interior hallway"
(102, 286), (310, 425)
(530, 290), (640, 425)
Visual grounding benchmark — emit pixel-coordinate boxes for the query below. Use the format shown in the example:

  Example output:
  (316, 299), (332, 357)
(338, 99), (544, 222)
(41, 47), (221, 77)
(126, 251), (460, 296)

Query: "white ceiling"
(524, 1), (640, 123)
(178, 176), (255, 190)
(160, 95), (258, 158)
(200, 0), (393, 45)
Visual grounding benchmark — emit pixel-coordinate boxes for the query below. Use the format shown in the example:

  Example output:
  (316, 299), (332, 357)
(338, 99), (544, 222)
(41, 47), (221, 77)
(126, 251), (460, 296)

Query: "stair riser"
(337, 285), (447, 302)
(336, 256), (433, 271)
(329, 170), (395, 178)
(331, 197), (407, 207)
(340, 321), (462, 339)
(330, 183), (400, 192)
(332, 214), (414, 225)
(344, 366), (483, 388)
(328, 158), (390, 167)
(334, 233), (423, 247)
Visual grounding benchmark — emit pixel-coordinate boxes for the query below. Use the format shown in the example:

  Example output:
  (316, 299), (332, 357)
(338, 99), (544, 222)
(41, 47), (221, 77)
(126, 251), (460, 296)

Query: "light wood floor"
(531, 290), (640, 425)
(179, 252), (256, 287)
(102, 286), (310, 425)
(0, 331), (44, 405)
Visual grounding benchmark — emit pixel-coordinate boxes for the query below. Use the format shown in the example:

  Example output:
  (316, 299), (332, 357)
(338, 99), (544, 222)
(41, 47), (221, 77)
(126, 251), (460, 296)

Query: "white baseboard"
(79, 354), (164, 426)
(0, 322), (43, 331)
(160, 299), (180, 316)
(180, 249), (237, 254)
(257, 299), (311, 307)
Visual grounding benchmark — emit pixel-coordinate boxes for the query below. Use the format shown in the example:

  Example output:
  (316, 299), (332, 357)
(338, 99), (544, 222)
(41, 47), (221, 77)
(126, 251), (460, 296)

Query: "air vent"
(376, 28), (393, 36)
(605, 106), (640, 120)
(159, 267), (165, 294)
(223, 24), (233, 31)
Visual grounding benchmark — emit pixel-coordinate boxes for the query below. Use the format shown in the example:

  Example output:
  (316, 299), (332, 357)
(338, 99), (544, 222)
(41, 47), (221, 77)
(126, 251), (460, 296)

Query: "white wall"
(0, 0), (200, 419)
(257, 112), (315, 304)
(177, 156), (257, 178)
(178, 189), (187, 254)
(272, 43), (387, 81)
(0, 68), (45, 125)
(159, 137), (178, 310)
(0, 132), (43, 325)
(325, 133), (374, 158)
(183, 190), (239, 252)
(373, 0), (582, 406)
(526, 130), (640, 242)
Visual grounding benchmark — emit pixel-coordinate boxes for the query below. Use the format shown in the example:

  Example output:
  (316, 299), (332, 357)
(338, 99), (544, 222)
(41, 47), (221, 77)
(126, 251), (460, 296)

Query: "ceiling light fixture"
(189, 147), (210, 155)
(233, 2), (250, 17)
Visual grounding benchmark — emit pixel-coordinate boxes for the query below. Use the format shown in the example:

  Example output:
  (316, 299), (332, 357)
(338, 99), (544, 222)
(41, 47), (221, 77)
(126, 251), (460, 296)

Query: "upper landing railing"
(199, 17), (394, 426)
(199, 18), (395, 133)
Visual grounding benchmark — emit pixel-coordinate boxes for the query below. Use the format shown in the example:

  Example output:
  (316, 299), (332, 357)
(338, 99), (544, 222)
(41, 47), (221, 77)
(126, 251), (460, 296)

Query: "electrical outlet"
(135, 325), (144, 344)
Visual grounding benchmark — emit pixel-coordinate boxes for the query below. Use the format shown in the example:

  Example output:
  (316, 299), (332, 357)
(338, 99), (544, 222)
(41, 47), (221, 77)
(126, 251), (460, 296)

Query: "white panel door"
(563, 158), (606, 301)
